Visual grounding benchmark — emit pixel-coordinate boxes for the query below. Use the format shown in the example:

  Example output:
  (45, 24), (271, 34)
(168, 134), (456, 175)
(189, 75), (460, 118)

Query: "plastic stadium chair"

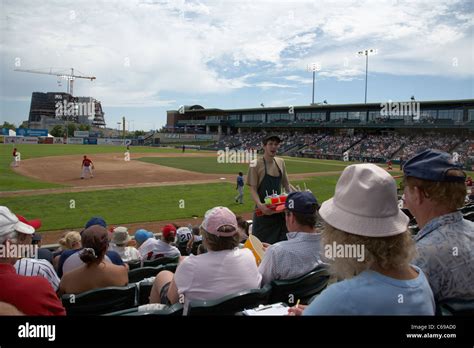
(126, 260), (141, 270)
(143, 256), (179, 268)
(187, 284), (272, 316)
(268, 265), (330, 305)
(436, 299), (474, 316)
(61, 284), (137, 316)
(463, 211), (474, 222)
(128, 266), (165, 284)
(138, 281), (154, 305)
(104, 303), (184, 316)
(460, 204), (474, 214)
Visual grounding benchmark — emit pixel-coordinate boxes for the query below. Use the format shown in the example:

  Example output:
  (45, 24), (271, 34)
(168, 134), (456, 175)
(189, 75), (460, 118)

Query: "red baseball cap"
(16, 214), (42, 230)
(161, 224), (176, 239)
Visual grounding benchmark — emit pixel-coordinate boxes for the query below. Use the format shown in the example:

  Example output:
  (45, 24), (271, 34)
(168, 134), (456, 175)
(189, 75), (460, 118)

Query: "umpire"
(247, 134), (294, 244)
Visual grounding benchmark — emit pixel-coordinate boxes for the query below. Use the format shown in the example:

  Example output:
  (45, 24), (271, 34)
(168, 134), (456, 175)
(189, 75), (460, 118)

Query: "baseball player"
(81, 155), (94, 179)
(12, 147), (20, 167)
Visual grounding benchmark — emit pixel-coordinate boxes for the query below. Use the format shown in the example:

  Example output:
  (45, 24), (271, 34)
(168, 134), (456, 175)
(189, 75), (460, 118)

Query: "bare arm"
(249, 185), (275, 215)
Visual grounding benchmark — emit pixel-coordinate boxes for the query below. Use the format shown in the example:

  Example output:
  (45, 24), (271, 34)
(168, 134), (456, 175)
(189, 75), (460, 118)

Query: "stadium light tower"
(357, 49), (377, 104)
(307, 62), (321, 105)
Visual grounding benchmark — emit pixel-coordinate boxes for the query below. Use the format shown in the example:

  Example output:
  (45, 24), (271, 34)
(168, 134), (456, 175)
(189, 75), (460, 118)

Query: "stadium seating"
(142, 256), (179, 267)
(61, 284), (137, 315)
(187, 284), (272, 316)
(137, 281), (154, 305)
(268, 265), (330, 305)
(463, 211), (474, 222)
(126, 260), (141, 270)
(436, 299), (474, 316)
(128, 266), (164, 283)
(104, 303), (184, 316)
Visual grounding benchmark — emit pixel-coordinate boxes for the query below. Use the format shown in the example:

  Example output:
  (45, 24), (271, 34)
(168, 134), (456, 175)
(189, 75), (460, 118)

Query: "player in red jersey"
(81, 155), (94, 179)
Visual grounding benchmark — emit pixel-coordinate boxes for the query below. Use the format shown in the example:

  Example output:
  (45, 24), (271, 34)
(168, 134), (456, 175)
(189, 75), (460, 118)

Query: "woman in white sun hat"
(290, 163), (435, 315)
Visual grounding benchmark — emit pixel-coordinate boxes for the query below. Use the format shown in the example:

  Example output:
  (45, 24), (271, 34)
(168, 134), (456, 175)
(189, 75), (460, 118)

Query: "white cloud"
(0, 0), (472, 109)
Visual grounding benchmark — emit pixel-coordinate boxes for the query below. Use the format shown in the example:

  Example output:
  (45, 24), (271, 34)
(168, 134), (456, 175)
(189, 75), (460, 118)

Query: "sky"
(0, 0), (473, 131)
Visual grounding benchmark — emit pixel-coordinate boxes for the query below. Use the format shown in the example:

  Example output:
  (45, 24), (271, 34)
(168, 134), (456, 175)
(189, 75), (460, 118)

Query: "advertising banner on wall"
(84, 138), (98, 145)
(38, 137), (54, 144)
(97, 138), (124, 145)
(0, 136), (3, 143)
(74, 131), (90, 138)
(67, 137), (85, 144)
(4, 136), (16, 144)
(16, 128), (48, 137)
(17, 137), (38, 144)
(53, 137), (64, 144)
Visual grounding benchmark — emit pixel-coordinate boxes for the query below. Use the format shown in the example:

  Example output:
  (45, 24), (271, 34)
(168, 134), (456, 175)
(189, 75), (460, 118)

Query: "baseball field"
(3, 143), (467, 244)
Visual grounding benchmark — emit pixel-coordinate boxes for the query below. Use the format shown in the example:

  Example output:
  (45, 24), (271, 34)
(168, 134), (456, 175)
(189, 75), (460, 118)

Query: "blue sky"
(1, 0), (473, 131)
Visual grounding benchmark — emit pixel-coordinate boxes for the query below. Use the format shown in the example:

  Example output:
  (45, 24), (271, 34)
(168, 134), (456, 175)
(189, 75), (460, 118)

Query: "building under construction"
(28, 92), (106, 129)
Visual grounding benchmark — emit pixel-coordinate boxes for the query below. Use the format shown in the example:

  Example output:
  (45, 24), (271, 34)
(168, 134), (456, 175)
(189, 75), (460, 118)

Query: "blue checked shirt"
(258, 231), (324, 285)
(413, 211), (474, 301)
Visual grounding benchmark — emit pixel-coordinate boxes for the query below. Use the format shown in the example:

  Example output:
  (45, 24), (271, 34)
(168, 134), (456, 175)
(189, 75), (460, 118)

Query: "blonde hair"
(58, 231), (81, 250)
(405, 169), (466, 211)
(322, 223), (416, 280)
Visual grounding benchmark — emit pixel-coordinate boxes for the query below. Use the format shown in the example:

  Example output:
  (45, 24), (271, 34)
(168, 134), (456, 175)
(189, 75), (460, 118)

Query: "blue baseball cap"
(285, 191), (319, 214)
(134, 229), (153, 243)
(85, 216), (107, 229)
(403, 149), (466, 182)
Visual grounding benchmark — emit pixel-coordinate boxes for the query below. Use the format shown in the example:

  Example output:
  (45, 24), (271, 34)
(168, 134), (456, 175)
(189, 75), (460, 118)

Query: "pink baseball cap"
(201, 207), (238, 237)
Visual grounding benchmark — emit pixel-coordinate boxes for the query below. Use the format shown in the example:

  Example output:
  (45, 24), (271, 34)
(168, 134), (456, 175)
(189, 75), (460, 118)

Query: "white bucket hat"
(319, 164), (409, 237)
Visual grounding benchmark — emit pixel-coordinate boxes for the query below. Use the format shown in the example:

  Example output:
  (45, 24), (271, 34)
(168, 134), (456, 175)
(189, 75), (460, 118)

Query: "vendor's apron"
(252, 158), (288, 244)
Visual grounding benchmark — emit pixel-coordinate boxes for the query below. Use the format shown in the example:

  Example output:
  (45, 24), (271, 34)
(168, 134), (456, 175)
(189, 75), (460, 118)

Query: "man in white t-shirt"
(138, 225), (180, 261)
(149, 207), (261, 313)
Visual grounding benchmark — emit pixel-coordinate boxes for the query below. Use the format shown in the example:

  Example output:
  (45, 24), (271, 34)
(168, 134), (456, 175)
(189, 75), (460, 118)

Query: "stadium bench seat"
(436, 299), (474, 316)
(463, 211), (474, 222)
(268, 265), (330, 305)
(138, 281), (154, 305)
(61, 284), (137, 316)
(126, 260), (142, 270)
(128, 266), (165, 284)
(143, 256), (179, 267)
(104, 303), (184, 316)
(187, 284), (272, 316)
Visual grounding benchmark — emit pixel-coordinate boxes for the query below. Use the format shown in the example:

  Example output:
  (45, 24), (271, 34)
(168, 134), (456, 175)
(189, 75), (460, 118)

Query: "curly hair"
(322, 223), (416, 280)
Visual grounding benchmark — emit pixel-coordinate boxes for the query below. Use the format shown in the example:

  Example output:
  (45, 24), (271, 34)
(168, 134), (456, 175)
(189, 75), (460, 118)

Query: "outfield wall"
(0, 135), (127, 145)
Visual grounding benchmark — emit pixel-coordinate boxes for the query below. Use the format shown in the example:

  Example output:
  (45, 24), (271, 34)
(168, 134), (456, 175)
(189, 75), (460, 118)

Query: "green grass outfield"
(1, 176), (340, 231)
(0, 144), (200, 191)
(137, 156), (351, 174)
(1, 144), (471, 232)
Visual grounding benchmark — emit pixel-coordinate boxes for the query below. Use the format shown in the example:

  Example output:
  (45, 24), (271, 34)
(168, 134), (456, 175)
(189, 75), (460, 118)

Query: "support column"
(206, 125), (210, 134)
(218, 125), (222, 136)
(227, 126), (231, 135)
(184, 125), (187, 133)
(238, 127), (241, 134)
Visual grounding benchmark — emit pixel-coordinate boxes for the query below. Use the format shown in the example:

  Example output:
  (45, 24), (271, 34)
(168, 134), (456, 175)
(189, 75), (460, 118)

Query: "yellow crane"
(14, 67), (96, 96)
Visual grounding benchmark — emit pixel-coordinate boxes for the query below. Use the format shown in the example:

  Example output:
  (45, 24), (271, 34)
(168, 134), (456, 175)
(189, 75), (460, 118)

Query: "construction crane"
(14, 67), (96, 96)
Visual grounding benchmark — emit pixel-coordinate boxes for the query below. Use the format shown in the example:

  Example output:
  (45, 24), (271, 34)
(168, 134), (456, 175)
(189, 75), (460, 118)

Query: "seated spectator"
(176, 226), (193, 255)
(58, 225), (125, 278)
(293, 164), (435, 315)
(7, 212), (61, 291)
(108, 226), (141, 262)
(53, 231), (81, 271)
(403, 149), (474, 301)
(258, 191), (324, 285)
(15, 214), (54, 265)
(0, 206), (65, 316)
(466, 176), (473, 187)
(149, 207), (261, 313)
(0, 301), (24, 315)
(186, 225), (203, 255)
(58, 226), (128, 295)
(138, 225), (180, 260)
(236, 216), (249, 243)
